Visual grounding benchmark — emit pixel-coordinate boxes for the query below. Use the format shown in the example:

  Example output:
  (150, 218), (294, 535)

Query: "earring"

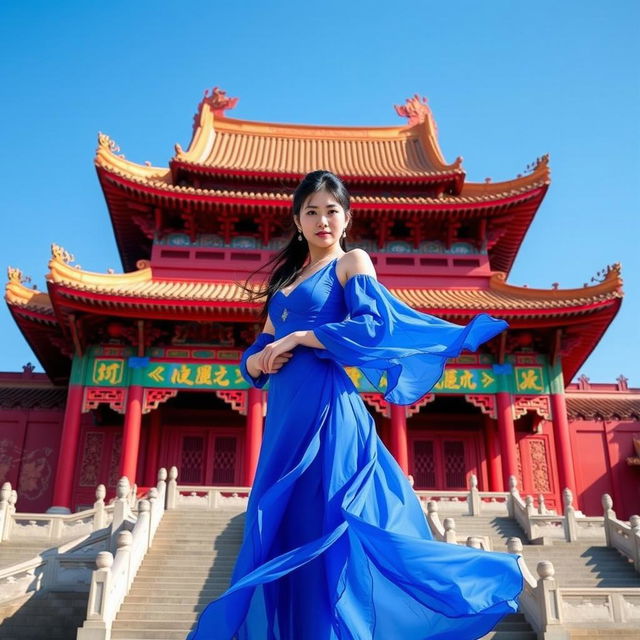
(297, 232), (302, 241)
(342, 229), (347, 238)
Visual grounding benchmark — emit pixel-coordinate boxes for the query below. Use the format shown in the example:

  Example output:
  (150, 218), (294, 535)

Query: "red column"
(496, 392), (518, 486)
(389, 403), (409, 474)
(49, 384), (84, 513)
(483, 414), (503, 491)
(120, 385), (144, 485)
(550, 391), (578, 507)
(244, 388), (264, 486)
(143, 410), (161, 487)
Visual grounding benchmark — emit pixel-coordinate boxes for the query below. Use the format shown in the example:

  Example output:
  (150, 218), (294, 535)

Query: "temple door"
(409, 432), (479, 490)
(176, 428), (243, 486)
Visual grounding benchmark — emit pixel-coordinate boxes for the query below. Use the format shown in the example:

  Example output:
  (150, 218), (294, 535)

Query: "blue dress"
(188, 257), (523, 640)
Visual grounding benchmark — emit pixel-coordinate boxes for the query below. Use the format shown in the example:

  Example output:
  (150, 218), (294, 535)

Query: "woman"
(189, 170), (524, 640)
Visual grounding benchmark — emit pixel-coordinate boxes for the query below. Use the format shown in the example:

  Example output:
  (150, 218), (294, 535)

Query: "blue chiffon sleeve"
(239, 332), (275, 388)
(313, 274), (509, 405)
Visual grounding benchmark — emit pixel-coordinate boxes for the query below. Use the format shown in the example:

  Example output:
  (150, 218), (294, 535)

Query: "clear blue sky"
(1, 1), (638, 385)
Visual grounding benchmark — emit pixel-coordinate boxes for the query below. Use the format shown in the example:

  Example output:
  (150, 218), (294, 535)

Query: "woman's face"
(295, 188), (350, 251)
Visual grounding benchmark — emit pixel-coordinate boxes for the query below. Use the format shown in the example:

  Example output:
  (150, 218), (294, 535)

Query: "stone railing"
(507, 477), (639, 557)
(165, 467), (250, 511)
(414, 474), (509, 517)
(507, 538), (640, 635)
(0, 482), (115, 544)
(0, 474), (155, 608)
(603, 494), (640, 573)
(424, 499), (494, 550)
(77, 469), (167, 640)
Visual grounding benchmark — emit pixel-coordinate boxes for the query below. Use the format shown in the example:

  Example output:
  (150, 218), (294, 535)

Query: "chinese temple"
(3, 89), (639, 518)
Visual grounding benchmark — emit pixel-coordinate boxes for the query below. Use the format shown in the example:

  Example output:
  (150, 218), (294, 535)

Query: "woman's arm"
(261, 250), (377, 369)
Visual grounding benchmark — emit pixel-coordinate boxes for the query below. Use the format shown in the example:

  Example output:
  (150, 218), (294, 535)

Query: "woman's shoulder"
(336, 249), (377, 284)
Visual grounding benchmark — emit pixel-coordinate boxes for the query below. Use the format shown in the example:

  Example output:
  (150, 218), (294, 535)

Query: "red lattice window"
(413, 440), (436, 488)
(181, 436), (205, 484)
(444, 441), (466, 489)
(213, 437), (237, 484)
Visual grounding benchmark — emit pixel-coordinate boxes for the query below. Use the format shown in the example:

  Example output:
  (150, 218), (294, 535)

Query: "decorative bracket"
(362, 393), (390, 417)
(142, 389), (178, 414)
(83, 387), (126, 414)
(513, 395), (552, 421)
(215, 390), (248, 416)
(465, 394), (497, 419)
(407, 394), (436, 417)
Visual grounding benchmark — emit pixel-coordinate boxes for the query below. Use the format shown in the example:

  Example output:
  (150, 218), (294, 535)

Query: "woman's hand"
(258, 332), (302, 373)
(247, 345), (293, 377)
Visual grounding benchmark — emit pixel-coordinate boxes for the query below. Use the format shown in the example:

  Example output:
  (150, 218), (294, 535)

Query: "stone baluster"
(77, 550), (113, 639)
(507, 475), (519, 518)
(537, 493), (546, 515)
(443, 517), (457, 544)
(468, 474), (481, 516)
(93, 484), (107, 531)
(111, 477), (133, 553)
(630, 515), (640, 573)
(602, 493), (616, 547)
(157, 467), (167, 498)
(0, 482), (13, 542)
(425, 501), (443, 540)
(166, 466), (178, 510)
(117, 529), (133, 596)
(466, 536), (482, 549)
(536, 561), (563, 628)
(563, 488), (577, 542)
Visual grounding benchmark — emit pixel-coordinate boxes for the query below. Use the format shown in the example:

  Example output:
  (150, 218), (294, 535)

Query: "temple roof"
(565, 395), (640, 420)
(5, 244), (623, 383)
(171, 94), (462, 179)
(38, 252), (621, 317)
(94, 90), (551, 273)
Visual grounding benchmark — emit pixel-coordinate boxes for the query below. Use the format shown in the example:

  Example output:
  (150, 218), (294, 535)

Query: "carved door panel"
(174, 428), (242, 487)
(409, 433), (479, 490)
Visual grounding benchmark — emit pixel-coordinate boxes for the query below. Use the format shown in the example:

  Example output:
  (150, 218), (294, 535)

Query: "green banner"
(81, 352), (551, 395)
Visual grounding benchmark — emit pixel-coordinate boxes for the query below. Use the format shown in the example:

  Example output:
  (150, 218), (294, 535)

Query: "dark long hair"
(240, 170), (351, 320)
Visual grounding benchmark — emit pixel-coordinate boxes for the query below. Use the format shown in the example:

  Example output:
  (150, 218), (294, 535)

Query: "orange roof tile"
(37, 248), (622, 319)
(566, 395), (640, 420)
(171, 94), (461, 178)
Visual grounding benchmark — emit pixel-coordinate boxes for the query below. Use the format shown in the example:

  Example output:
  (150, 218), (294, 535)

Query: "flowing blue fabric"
(188, 258), (523, 640)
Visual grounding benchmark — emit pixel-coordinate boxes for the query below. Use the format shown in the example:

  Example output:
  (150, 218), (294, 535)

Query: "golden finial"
(97, 131), (121, 155)
(51, 244), (75, 264)
(7, 267), (31, 285)
(394, 94), (432, 126)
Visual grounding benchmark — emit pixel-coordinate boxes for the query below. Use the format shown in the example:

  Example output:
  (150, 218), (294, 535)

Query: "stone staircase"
(456, 514), (640, 589)
(0, 540), (53, 570)
(0, 591), (88, 639)
(110, 508), (245, 640)
(107, 509), (537, 640)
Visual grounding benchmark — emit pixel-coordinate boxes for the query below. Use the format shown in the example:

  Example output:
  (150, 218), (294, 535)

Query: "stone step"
(0, 590), (87, 639)
(123, 592), (226, 604)
(111, 630), (194, 639)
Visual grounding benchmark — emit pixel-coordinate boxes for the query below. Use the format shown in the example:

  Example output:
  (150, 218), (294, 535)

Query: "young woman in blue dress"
(188, 170), (524, 640)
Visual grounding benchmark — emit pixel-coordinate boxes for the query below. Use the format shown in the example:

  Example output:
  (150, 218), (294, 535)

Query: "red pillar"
(120, 385), (144, 485)
(143, 410), (161, 487)
(483, 414), (503, 492)
(49, 384), (84, 513)
(389, 403), (409, 474)
(496, 391), (518, 487)
(244, 388), (264, 486)
(550, 391), (578, 506)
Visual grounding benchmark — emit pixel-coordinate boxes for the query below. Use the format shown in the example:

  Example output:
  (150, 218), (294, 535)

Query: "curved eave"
(173, 107), (460, 175)
(169, 160), (465, 188)
(98, 161), (548, 274)
(98, 161), (547, 211)
(5, 284), (70, 383)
